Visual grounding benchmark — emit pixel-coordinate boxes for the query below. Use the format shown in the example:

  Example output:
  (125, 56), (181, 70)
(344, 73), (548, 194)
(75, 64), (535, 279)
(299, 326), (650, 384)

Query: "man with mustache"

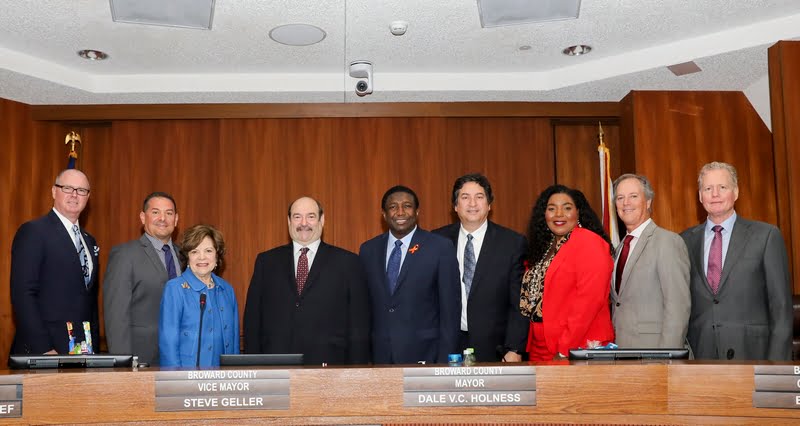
(359, 185), (461, 364)
(103, 192), (180, 365)
(243, 197), (370, 365)
(10, 169), (100, 356)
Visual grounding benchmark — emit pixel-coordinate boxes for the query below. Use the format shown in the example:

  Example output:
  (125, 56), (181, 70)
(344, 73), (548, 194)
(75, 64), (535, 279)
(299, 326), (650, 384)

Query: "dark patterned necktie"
(463, 234), (476, 296)
(297, 247), (310, 294)
(162, 245), (178, 280)
(386, 240), (403, 294)
(707, 225), (724, 294)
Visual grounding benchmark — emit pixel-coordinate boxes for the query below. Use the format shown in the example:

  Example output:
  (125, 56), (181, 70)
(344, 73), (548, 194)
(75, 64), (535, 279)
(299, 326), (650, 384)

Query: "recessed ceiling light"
(519, 45), (532, 51)
(269, 24), (326, 46)
(562, 45), (592, 56)
(77, 49), (109, 60)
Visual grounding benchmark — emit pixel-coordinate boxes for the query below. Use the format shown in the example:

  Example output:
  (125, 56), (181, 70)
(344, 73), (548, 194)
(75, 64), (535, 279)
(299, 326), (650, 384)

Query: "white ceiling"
(1, 0), (799, 105)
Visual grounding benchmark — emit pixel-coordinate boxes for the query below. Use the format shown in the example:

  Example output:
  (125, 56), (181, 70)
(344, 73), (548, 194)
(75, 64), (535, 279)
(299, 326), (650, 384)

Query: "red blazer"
(541, 227), (614, 356)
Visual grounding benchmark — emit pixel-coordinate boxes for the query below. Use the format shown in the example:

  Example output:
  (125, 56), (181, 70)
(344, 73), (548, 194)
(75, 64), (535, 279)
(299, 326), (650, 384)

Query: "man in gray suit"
(681, 162), (792, 360)
(611, 174), (690, 348)
(103, 192), (180, 365)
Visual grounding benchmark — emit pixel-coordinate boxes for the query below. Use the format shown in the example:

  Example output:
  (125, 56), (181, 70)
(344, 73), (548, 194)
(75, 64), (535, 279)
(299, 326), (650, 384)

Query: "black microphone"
(196, 293), (207, 368)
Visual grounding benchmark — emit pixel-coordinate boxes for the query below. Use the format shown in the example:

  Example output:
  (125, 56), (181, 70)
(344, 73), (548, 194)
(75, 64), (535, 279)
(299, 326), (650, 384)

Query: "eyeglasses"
(54, 184), (90, 196)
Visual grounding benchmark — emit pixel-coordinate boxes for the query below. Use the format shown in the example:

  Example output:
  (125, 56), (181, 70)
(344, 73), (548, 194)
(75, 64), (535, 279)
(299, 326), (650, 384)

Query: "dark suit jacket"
(432, 221), (528, 361)
(103, 234), (178, 365)
(10, 210), (100, 355)
(243, 242), (370, 365)
(359, 228), (461, 364)
(681, 217), (792, 360)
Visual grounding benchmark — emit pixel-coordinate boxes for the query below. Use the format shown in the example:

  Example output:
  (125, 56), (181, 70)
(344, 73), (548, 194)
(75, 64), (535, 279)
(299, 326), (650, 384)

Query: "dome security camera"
(349, 60), (373, 96)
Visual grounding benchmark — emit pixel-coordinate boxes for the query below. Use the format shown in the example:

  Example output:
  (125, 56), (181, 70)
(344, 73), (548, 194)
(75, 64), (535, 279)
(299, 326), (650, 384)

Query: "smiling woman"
(158, 224), (239, 368)
(520, 185), (615, 361)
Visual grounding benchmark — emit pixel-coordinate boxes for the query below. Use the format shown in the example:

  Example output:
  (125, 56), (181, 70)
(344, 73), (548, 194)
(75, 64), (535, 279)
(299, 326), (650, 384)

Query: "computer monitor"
(220, 353), (304, 366)
(8, 354), (135, 369)
(568, 348), (690, 360)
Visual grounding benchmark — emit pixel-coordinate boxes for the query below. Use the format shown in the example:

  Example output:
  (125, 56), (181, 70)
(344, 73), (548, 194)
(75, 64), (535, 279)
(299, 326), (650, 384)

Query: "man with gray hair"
(611, 173), (690, 348)
(681, 161), (792, 360)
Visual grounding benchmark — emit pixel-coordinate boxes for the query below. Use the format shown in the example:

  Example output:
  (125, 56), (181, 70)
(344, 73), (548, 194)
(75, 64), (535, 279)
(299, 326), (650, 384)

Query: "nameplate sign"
(0, 375), (23, 418)
(403, 366), (535, 407)
(154, 370), (289, 411)
(753, 365), (800, 409)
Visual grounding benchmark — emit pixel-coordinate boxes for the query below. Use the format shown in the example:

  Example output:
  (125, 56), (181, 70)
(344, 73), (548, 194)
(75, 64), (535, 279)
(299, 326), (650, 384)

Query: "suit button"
(389, 308), (395, 313)
(713, 299), (719, 304)
(295, 302), (300, 307)
(615, 302), (621, 307)
(726, 349), (735, 359)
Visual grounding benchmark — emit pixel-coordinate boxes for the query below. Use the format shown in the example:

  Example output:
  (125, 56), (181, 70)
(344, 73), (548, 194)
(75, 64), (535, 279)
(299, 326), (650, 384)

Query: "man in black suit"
(10, 169), (100, 355)
(360, 186), (461, 364)
(433, 174), (528, 362)
(244, 196), (370, 365)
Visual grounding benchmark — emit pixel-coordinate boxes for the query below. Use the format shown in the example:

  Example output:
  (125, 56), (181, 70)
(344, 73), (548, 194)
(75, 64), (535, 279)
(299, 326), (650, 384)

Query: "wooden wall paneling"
(330, 118), (404, 251)
(623, 91), (776, 235)
(769, 40), (800, 292)
(553, 122), (621, 216)
(31, 101), (621, 121)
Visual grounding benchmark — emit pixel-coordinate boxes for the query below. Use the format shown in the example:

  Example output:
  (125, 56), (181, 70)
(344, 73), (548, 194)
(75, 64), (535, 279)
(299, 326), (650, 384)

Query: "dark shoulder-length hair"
(525, 184), (612, 264)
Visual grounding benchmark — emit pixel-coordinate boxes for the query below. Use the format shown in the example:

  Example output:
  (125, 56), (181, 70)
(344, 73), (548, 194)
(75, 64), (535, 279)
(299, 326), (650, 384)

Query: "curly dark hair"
(526, 184), (612, 263)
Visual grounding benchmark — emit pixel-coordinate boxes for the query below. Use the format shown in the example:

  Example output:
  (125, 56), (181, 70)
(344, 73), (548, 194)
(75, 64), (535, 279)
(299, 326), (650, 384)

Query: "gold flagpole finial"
(64, 131), (82, 153)
(597, 121), (605, 147)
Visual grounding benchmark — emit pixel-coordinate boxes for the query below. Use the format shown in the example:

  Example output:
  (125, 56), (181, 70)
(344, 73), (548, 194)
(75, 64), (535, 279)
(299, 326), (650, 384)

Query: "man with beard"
(359, 185), (460, 364)
(244, 197), (370, 365)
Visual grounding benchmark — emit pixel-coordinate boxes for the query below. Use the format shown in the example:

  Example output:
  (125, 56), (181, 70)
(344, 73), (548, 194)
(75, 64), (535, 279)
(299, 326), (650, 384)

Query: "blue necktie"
(162, 245), (178, 280)
(72, 224), (90, 288)
(463, 234), (476, 296)
(386, 240), (403, 294)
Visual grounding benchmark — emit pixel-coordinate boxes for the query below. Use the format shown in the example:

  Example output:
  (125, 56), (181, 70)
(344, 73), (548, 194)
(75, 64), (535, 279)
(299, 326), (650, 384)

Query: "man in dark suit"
(103, 192), (180, 365)
(10, 169), (100, 355)
(432, 173), (527, 362)
(611, 174), (690, 349)
(681, 162), (792, 360)
(244, 197), (370, 365)
(360, 185), (461, 364)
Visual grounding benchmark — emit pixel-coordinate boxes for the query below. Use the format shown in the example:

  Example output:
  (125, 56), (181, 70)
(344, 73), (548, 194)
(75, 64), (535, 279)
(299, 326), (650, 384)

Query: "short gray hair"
(613, 173), (654, 201)
(697, 162), (738, 190)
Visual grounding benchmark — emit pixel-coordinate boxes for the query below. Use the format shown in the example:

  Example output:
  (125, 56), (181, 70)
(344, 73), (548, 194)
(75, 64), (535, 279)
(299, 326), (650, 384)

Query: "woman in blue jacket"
(159, 224), (239, 367)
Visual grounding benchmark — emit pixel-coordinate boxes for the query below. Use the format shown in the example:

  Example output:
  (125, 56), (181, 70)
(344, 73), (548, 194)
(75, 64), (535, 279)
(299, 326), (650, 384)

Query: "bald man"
(10, 169), (100, 356)
(244, 197), (371, 365)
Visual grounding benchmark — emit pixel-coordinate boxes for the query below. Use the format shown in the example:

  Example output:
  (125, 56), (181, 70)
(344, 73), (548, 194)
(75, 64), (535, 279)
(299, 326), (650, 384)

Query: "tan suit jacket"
(611, 220), (691, 348)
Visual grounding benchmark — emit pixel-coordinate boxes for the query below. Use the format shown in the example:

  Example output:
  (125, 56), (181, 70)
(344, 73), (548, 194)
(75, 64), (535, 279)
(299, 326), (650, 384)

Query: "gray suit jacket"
(681, 217), (792, 360)
(103, 234), (177, 365)
(612, 220), (691, 348)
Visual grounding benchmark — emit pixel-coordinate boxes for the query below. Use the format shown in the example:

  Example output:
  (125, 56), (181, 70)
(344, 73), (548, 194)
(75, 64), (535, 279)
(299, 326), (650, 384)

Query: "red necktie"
(297, 247), (310, 295)
(615, 235), (634, 293)
(707, 225), (723, 294)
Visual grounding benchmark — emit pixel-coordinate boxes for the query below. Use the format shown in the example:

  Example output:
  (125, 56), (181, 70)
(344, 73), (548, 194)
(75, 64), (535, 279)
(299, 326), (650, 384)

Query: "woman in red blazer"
(520, 185), (615, 361)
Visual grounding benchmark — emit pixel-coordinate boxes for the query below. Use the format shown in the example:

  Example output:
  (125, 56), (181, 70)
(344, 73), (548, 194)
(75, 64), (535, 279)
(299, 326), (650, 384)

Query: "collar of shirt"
(618, 218), (652, 259)
(144, 232), (173, 252)
(705, 211), (737, 235)
(52, 207), (79, 234)
(386, 226), (417, 269)
(293, 239), (322, 272)
(458, 219), (488, 263)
